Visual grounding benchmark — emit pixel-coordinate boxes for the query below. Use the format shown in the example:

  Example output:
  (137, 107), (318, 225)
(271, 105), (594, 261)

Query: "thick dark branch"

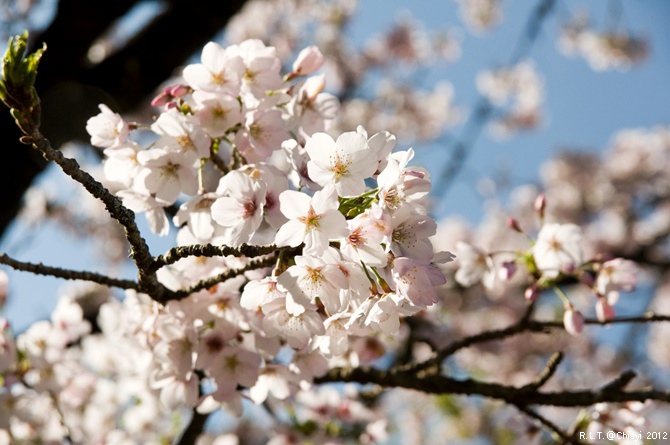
(177, 410), (209, 445)
(417, 309), (670, 373)
(0, 253), (140, 291)
(24, 130), (169, 301)
(151, 243), (278, 273)
(315, 365), (670, 407)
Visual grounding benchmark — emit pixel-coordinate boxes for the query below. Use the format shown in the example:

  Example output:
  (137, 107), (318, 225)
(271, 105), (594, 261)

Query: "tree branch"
(151, 243), (278, 273)
(23, 130), (170, 301)
(516, 405), (588, 445)
(0, 252), (140, 291)
(169, 254), (277, 301)
(315, 364), (670, 407)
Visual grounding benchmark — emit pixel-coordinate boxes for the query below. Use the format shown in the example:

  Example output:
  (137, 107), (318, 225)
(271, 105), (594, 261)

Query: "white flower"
(274, 185), (348, 256)
(86, 104), (129, 148)
(596, 258), (638, 302)
(211, 170), (266, 246)
(278, 254), (348, 315)
(306, 131), (378, 197)
(136, 148), (198, 204)
(454, 241), (496, 289)
(339, 205), (390, 267)
(192, 91), (242, 138)
(182, 42), (241, 95)
(533, 223), (583, 278)
(151, 108), (211, 164)
(262, 298), (325, 349)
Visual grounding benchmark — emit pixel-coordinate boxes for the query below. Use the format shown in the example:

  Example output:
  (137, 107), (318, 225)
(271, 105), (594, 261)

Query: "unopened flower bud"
(291, 46), (325, 77)
(166, 84), (189, 98)
(534, 193), (546, 219)
(0, 270), (7, 309)
(563, 306), (584, 336)
(595, 297), (615, 322)
(507, 217), (522, 233)
(524, 285), (539, 301)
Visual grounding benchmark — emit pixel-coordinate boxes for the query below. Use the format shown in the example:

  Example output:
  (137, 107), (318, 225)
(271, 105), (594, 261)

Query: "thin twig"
(520, 351), (564, 392)
(516, 405), (588, 445)
(0, 252), (141, 291)
(170, 254), (277, 300)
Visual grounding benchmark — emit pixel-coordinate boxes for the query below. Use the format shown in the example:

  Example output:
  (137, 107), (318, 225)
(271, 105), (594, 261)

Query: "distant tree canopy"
(0, 0), (248, 237)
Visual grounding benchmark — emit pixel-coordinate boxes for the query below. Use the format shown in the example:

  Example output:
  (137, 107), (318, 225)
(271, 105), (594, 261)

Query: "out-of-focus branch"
(316, 362), (670, 406)
(516, 406), (586, 445)
(177, 410), (209, 445)
(435, 0), (556, 195)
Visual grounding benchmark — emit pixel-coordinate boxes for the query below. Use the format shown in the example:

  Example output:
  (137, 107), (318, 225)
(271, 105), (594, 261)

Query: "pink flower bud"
(595, 297), (615, 322)
(0, 270), (8, 309)
(534, 193), (546, 219)
(151, 90), (171, 107)
(291, 46), (325, 77)
(166, 84), (189, 98)
(524, 285), (539, 301)
(563, 306), (584, 336)
(507, 217), (522, 233)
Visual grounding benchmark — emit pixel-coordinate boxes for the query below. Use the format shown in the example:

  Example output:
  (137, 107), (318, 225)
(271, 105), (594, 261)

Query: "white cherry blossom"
(305, 131), (378, 197)
(274, 185), (348, 256)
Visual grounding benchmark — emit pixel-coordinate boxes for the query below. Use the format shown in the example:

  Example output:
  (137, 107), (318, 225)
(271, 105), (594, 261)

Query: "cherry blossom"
(305, 131), (378, 197)
(182, 41), (241, 95)
(532, 222), (584, 278)
(85, 104), (129, 148)
(274, 185), (348, 256)
(211, 170), (266, 246)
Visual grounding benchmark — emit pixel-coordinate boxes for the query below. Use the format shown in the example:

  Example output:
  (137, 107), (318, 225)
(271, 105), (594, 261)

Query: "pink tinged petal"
(201, 42), (227, 72)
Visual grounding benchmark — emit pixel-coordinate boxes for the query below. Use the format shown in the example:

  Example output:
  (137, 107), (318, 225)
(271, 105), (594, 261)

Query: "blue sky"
(2, 0), (670, 330)
(351, 0), (670, 219)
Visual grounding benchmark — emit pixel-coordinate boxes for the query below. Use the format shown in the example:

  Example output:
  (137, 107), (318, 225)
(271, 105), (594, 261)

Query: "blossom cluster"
(79, 38), (451, 425)
(476, 60), (544, 138)
(451, 195), (638, 336)
(558, 13), (648, 72)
